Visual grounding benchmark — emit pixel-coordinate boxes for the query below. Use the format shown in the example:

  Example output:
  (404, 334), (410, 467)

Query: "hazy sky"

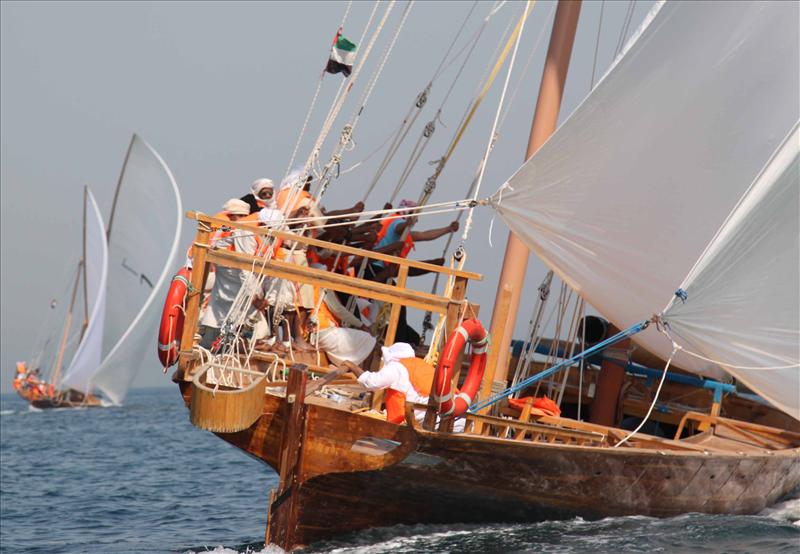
(1, 0), (656, 395)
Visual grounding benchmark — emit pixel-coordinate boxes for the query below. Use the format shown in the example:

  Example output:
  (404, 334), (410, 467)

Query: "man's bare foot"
(254, 340), (273, 352)
(292, 338), (315, 353)
(271, 342), (289, 355)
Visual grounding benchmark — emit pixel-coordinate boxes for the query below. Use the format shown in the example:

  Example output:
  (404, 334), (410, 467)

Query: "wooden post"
(383, 265), (409, 346)
(179, 225), (211, 368)
(267, 364), (309, 550)
(488, 0), (582, 388)
(424, 276), (468, 431)
(589, 328), (630, 427)
(474, 284), (513, 434)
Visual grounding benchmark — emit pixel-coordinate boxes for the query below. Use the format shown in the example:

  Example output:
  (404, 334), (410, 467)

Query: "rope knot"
(416, 87), (429, 108)
(674, 288), (688, 303)
(339, 124), (353, 145)
(423, 119), (436, 138)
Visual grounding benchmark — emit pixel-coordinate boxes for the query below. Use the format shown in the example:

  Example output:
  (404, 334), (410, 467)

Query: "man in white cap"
(241, 178), (275, 214)
(199, 199), (262, 349)
(346, 342), (435, 425)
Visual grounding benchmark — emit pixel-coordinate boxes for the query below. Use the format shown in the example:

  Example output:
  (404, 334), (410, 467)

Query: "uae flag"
(326, 29), (356, 77)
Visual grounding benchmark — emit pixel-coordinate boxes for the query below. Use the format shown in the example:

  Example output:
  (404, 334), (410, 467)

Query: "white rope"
(283, 0), (354, 176)
(461, 0), (531, 243)
(318, 0), (412, 198)
(613, 342), (676, 448)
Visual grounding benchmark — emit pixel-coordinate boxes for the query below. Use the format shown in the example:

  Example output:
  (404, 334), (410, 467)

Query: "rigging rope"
(284, 0), (355, 175)
(460, 0), (532, 243)
(590, 0), (605, 89)
(469, 319), (650, 413)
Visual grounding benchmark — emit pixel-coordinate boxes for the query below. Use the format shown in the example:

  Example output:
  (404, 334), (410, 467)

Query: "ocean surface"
(1, 388), (798, 554)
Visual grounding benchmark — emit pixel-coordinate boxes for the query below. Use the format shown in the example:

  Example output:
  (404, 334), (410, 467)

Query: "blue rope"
(468, 320), (650, 413)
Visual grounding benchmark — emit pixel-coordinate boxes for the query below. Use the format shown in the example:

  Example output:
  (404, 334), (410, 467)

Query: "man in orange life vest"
(240, 178), (275, 215)
(367, 199), (460, 280)
(347, 342), (434, 425)
(199, 199), (262, 349)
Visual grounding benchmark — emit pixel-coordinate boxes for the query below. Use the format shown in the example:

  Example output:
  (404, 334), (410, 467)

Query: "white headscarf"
(381, 342), (415, 364)
(222, 198), (250, 216)
(251, 178), (274, 196)
(258, 207), (284, 226)
(281, 167), (305, 190)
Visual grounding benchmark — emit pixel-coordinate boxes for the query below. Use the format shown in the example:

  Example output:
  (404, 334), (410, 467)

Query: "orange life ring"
(157, 267), (191, 367)
(432, 318), (489, 417)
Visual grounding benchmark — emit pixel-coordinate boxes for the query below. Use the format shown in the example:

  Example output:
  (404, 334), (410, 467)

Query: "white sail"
(663, 124), (800, 418)
(60, 189), (109, 394)
(91, 135), (183, 405)
(491, 1), (799, 387)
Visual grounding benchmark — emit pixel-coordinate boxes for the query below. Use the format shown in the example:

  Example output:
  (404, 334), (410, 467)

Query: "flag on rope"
(326, 29), (357, 77)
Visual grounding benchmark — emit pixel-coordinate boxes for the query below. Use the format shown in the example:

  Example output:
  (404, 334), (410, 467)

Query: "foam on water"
(761, 494), (800, 526)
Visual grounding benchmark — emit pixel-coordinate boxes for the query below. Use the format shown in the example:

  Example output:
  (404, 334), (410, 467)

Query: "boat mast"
(80, 185), (90, 339)
(50, 259), (84, 390)
(106, 134), (135, 240)
(487, 0), (582, 385)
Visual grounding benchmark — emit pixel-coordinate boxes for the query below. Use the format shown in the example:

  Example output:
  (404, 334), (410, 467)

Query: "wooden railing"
(674, 411), (800, 449)
(178, 212), (482, 375)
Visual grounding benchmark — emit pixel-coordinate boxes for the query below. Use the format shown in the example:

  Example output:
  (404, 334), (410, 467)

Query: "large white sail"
(91, 135), (183, 405)
(491, 2), (799, 388)
(663, 125), (800, 418)
(59, 189), (109, 394)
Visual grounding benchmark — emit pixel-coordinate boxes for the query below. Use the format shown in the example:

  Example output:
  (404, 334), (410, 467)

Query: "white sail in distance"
(59, 188), (109, 394)
(490, 1), (799, 406)
(91, 135), (183, 405)
(663, 124), (800, 418)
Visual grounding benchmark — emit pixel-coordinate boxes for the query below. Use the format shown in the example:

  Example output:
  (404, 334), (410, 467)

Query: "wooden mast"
(80, 186), (90, 339)
(106, 134), (135, 240)
(51, 260), (84, 391)
(487, 0), (582, 386)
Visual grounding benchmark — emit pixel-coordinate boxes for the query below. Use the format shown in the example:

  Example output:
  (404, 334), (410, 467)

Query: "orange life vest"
(313, 287), (340, 331)
(385, 357), (435, 424)
(376, 215), (414, 259)
(276, 188), (313, 214)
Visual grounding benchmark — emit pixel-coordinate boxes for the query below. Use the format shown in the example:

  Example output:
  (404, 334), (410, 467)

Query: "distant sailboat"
(13, 135), (182, 408)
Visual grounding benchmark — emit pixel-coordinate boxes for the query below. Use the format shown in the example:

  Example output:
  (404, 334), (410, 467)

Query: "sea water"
(1, 388), (797, 553)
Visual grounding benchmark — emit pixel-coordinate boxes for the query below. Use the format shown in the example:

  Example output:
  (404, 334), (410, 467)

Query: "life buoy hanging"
(432, 318), (489, 417)
(157, 267), (191, 368)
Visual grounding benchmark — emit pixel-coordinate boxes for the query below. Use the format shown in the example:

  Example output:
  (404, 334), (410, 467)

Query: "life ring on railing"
(432, 318), (489, 417)
(157, 267), (191, 368)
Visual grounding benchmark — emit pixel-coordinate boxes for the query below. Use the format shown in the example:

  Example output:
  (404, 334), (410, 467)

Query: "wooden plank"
(203, 247), (450, 315)
(268, 364), (309, 550)
(179, 226), (210, 361)
(473, 284), (513, 434)
(187, 211), (482, 281)
(423, 278), (469, 431)
(384, 265), (408, 346)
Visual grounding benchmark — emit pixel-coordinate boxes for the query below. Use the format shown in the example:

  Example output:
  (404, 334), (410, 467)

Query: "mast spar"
(488, 0), (581, 386)
(50, 260), (84, 390)
(106, 134), (136, 240)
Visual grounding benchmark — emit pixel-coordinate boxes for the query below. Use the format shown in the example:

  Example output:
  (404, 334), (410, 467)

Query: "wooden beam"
(187, 211), (482, 281)
(384, 265), (409, 346)
(473, 284), (513, 434)
(268, 364), (309, 550)
(203, 247), (451, 315)
(179, 226), (211, 360)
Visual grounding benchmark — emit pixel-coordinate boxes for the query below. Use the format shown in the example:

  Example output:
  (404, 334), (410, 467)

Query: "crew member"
(311, 282), (376, 366)
(241, 178), (276, 214)
(347, 342), (434, 424)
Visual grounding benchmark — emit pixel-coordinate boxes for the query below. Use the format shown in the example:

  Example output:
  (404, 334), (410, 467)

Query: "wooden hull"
(16, 386), (103, 409)
(178, 381), (800, 548)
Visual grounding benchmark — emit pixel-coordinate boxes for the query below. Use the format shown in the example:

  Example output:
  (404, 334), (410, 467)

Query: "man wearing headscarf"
(347, 342), (435, 424)
(198, 199), (262, 349)
(241, 178), (276, 214)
